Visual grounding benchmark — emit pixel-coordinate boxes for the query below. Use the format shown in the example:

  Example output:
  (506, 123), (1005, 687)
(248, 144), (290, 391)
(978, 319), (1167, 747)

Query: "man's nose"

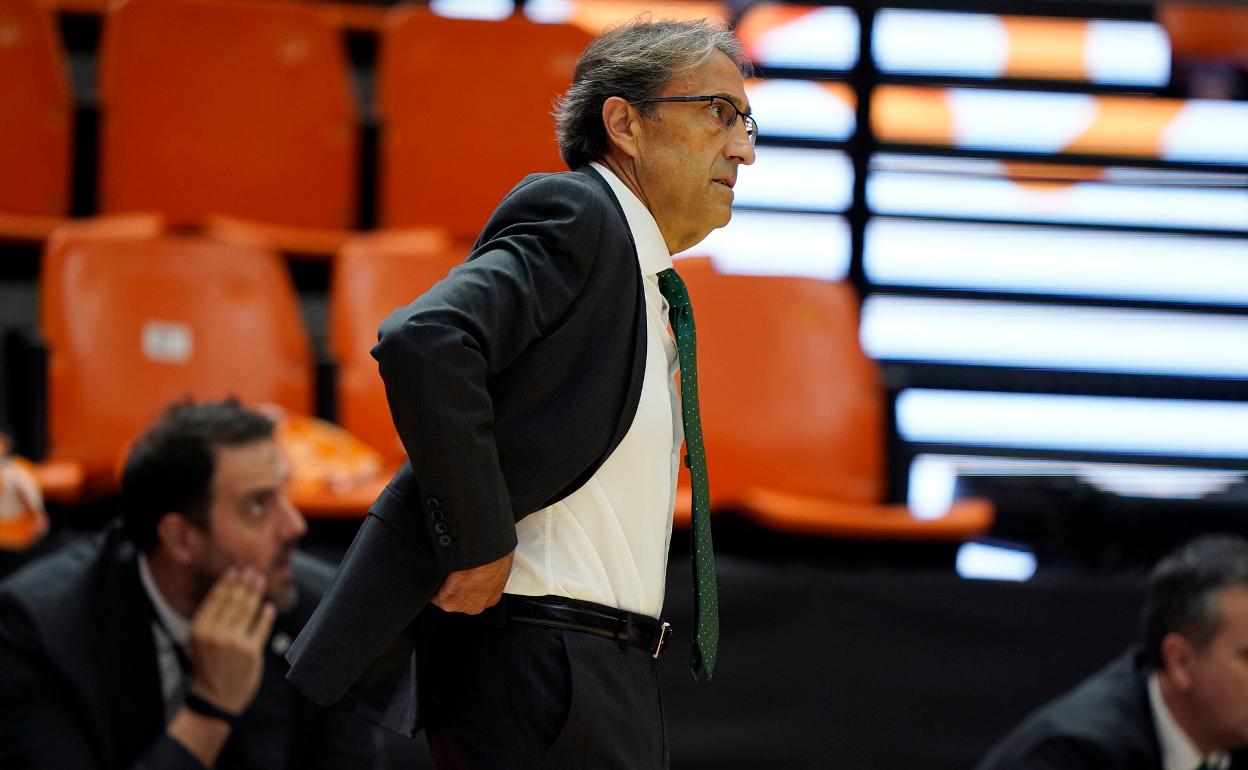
(276, 495), (308, 540)
(727, 124), (756, 165)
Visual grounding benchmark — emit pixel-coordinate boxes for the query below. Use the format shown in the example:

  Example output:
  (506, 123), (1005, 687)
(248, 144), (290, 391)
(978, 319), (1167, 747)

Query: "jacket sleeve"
(303, 707), (380, 770)
(976, 735), (1116, 770)
(0, 598), (204, 770)
(372, 172), (608, 574)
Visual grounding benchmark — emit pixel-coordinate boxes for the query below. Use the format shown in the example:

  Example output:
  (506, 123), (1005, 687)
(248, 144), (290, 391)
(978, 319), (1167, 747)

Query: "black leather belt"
(499, 595), (672, 659)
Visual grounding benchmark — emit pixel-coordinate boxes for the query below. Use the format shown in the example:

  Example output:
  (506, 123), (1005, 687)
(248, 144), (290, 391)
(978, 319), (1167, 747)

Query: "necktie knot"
(657, 268), (690, 309)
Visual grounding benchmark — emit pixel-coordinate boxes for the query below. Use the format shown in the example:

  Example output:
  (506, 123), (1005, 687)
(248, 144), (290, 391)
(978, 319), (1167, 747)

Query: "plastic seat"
(377, 8), (590, 238)
(0, 0), (73, 242)
(97, 0), (357, 255)
(676, 257), (993, 540)
(1159, 4), (1248, 67)
(40, 222), (314, 493)
(330, 229), (466, 466)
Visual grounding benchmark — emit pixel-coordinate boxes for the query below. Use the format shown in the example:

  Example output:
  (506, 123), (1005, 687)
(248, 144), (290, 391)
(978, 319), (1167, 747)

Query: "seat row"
(1, 0), (589, 252)
(23, 216), (992, 540)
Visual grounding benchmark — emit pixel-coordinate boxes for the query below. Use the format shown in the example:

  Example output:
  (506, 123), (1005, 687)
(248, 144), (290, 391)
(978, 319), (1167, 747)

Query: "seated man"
(0, 400), (378, 769)
(976, 534), (1248, 770)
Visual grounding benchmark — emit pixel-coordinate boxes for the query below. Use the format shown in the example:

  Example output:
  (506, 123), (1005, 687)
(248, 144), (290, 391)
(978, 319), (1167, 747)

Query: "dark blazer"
(0, 524), (377, 770)
(976, 648), (1248, 770)
(285, 166), (648, 731)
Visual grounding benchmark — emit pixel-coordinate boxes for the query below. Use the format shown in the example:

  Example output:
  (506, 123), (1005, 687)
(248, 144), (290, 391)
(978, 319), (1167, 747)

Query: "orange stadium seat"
(1160, 3), (1248, 67)
(377, 8), (590, 238)
(40, 220), (393, 515)
(40, 223), (313, 493)
(0, 0), (73, 242)
(330, 229), (466, 466)
(96, 0), (357, 255)
(676, 258), (993, 540)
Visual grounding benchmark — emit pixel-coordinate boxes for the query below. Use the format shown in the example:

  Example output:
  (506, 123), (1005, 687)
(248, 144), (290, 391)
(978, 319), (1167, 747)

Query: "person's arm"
(372, 173), (609, 604)
(0, 567), (274, 770)
(166, 567), (276, 768)
(0, 601), (204, 770)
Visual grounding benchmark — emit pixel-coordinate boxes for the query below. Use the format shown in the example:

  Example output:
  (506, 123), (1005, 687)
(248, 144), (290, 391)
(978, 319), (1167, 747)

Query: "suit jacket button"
(434, 522), (448, 535)
(438, 535), (452, 547)
(431, 510), (446, 522)
(427, 496), (441, 509)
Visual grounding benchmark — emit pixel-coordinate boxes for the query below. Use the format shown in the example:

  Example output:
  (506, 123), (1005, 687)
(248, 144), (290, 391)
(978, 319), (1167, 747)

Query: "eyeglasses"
(635, 95), (758, 146)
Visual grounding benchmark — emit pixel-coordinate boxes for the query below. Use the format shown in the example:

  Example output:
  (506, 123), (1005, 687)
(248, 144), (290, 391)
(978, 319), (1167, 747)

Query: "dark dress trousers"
(285, 166), (651, 734)
(976, 648), (1247, 770)
(0, 524), (378, 770)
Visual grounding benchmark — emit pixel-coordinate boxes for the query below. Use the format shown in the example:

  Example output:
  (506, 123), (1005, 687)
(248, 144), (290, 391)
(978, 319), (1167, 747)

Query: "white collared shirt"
(138, 554), (192, 722)
(501, 162), (683, 619)
(1148, 673), (1232, 770)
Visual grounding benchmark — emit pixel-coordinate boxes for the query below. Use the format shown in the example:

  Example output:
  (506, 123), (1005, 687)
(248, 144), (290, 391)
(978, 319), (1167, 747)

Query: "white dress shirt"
(1148, 673), (1232, 770)
(502, 162), (684, 619)
(138, 554), (192, 722)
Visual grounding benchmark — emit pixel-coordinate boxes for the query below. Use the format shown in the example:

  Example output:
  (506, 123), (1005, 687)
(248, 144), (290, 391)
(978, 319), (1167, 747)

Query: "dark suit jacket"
(0, 524), (378, 770)
(285, 166), (648, 732)
(976, 648), (1247, 770)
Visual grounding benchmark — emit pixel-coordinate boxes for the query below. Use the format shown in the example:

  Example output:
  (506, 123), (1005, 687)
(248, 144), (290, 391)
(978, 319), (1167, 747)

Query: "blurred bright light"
(868, 156), (1248, 231)
(875, 10), (1007, 79)
(911, 453), (1244, 500)
(522, 0), (571, 22)
(907, 455), (957, 520)
(956, 542), (1037, 581)
(897, 390), (1248, 459)
(740, 5), (859, 71)
(861, 295), (1248, 378)
(945, 89), (1095, 154)
(734, 147), (854, 212)
(678, 211), (850, 279)
(430, 0), (513, 20)
(874, 9), (1169, 86)
(865, 219), (1248, 306)
(1161, 100), (1248, 165)
(1084, 19), (1171, 87)
(749, 80), (855, 141)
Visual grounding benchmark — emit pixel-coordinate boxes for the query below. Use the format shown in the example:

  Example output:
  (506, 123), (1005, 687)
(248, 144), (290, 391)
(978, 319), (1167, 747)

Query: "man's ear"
(155, 512), (204, 566)
(602, 96), (642, 160)
(1161, 631), (1197, 690)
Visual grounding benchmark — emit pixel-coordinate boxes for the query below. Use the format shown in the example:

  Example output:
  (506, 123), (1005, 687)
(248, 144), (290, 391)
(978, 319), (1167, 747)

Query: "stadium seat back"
(97, 0), (356, 228)
(0, 0), (72, 217)
(678, 258), (886, 504)
(377, 9), (589, 237)
(330, 229), (465, 463)
(41, 232), (312, 488)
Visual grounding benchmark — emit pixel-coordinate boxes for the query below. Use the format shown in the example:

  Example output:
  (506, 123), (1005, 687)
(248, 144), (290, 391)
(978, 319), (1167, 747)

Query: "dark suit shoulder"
(505, 167), (614, 207)
(0, 532), (109, 633)
(472, 167), (622, 258)
(976, 651), (1159, 770)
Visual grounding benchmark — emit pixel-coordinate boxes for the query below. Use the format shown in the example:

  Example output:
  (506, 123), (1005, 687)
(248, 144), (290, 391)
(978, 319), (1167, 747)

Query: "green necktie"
(656, 267), (718, 683)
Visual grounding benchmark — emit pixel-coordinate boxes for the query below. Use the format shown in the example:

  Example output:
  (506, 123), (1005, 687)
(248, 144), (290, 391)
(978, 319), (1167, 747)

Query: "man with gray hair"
(976, 534), (1248, 770)
(286, 18), (756, 769)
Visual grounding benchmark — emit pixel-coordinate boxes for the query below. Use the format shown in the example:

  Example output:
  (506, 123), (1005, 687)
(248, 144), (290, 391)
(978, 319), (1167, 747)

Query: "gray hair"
(554, 18), (751, 170)
(1142, 533), (1248, 669)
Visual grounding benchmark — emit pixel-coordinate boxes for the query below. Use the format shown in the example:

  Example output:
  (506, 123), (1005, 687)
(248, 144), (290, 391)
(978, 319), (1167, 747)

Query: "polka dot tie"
(657, 267), (718, 683)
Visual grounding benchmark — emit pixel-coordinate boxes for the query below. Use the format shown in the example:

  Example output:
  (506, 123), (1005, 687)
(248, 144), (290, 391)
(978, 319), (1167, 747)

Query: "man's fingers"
(226, 570), (265, 629)
(247, 602), (277, 647)
(197, 567), (240, 626)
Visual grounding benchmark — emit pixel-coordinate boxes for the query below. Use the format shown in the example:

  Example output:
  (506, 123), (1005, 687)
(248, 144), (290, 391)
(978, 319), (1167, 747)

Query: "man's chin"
(268, 579), (299, 614)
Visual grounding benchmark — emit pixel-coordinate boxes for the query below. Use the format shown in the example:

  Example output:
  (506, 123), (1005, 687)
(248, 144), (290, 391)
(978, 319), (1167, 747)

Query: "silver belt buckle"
(653, 622), (672, 659)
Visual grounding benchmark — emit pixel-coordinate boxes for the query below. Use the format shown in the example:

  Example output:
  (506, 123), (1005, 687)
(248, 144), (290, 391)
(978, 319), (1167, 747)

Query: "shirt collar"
(588, 161), (673, 278)
(138, 553), (191, 648)
(1149, 673), (1232, 770)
